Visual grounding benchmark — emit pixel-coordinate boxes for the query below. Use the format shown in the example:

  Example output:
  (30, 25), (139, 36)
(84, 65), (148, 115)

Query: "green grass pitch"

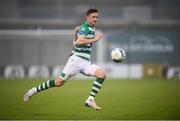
(0, 78), (180, 120)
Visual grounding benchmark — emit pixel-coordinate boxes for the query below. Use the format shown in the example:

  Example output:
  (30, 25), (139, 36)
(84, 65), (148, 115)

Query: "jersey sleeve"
(78, 25), (88, 38)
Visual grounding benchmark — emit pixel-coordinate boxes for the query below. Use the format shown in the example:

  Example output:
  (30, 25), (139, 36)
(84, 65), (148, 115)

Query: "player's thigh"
(59, 55), (81, 81)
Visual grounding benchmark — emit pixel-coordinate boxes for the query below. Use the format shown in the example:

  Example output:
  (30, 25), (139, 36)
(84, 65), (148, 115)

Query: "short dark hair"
(86, 8), (98, 16)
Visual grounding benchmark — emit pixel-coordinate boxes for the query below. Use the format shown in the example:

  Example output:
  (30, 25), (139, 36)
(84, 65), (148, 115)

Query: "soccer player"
(23, 8), (106, 110)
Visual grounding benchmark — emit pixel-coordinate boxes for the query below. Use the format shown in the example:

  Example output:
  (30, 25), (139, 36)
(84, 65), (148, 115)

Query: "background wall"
(0, 0), (180, 78)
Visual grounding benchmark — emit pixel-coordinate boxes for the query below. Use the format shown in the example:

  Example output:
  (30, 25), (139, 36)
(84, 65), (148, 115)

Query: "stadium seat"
(28, 65), (50, 78)
(51, 66), (63, 78)
(4, 65), (25, 78)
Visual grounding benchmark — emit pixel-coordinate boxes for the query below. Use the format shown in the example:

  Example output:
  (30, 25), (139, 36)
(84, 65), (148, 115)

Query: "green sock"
(90, 77), (104, 97)
(36, 80), (55, 92)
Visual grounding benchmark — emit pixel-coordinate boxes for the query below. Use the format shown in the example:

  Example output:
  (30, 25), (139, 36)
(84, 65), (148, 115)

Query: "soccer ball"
(111, 48), (126, 62)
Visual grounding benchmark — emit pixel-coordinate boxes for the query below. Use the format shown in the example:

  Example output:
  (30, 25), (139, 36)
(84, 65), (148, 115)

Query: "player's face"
(86, 12), (99, 27)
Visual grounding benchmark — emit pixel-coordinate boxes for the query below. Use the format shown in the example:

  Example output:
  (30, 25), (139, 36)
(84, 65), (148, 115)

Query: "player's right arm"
(76, 32), (103, 45)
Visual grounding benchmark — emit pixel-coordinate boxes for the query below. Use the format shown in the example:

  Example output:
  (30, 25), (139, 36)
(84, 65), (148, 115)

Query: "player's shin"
(36, 80), (56, 92)
(89, 77), (105, 99)
(23, 79), (56, 102)
(85, 77), (104, 110)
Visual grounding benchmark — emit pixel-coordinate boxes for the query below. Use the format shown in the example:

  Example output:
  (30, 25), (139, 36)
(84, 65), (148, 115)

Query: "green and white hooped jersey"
(74, 21), (95, 61)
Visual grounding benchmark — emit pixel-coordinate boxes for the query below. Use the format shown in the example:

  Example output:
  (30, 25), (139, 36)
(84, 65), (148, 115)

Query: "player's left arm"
(72, 26), (80, 48)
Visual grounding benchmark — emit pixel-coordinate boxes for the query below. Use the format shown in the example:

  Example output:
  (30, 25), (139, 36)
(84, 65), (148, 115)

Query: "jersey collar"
(84, 21), (95, 29)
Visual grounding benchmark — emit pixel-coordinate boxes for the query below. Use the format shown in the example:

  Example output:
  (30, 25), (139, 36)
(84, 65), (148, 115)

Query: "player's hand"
(73, 41), (77, 48)
(95, 32), (103, 41)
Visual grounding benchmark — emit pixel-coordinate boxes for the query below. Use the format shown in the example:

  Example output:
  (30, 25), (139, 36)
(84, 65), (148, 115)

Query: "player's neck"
(86, 21), (95, 27)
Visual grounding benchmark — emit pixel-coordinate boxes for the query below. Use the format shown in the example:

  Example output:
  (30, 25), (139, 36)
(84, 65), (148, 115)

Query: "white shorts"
(59, 55), (100, 81)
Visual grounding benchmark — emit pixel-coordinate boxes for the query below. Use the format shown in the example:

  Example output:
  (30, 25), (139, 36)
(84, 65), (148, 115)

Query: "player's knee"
(95, 69), (106, 79)
(55, 77), (65, 87)
(100, 71), (106, 79)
